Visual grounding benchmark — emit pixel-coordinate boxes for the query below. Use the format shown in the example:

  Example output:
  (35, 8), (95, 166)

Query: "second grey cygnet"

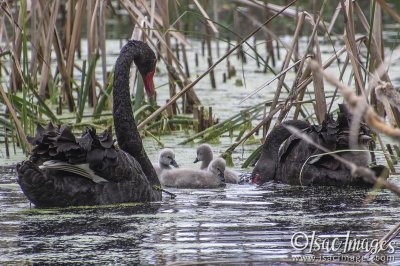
(194, 144), (239, 184)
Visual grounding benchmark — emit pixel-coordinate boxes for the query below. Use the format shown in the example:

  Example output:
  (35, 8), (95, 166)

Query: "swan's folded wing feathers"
(308, 154), (342, 170)
(87, 148), (105, 163)
(67, 153), (86, 164)
(105, 148), (118, 159)
(55, 142), (81, 153)
(58, 125), (76, 142)
(324, 115), (339, 134)
(45, 122), (56, 132)
(77, 130), (94, 151)
(98, 127), (114, 149)
(279, 136), (301, 162)
(27, 124), (45, 145)
(33, 144), (48, 155)
(39, 161), (109, 183)
(26, 114), (140, 185)
(26, 135), (36, 145)
(35, 123), (46, 137)
(48, 148), (58, 157)
(90, 150), (143, 183)
(100, 138), (113, 149)
(318, 133), (337, 150)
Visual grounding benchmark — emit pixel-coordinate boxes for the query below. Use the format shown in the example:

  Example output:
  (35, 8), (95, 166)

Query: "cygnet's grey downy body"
(160, 158), (226, 189)
(152, 148), (179, 177)
(194, 144), (239, 184)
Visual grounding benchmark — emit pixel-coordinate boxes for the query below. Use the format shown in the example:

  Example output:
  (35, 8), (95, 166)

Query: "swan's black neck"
(113, 40), (159, 186)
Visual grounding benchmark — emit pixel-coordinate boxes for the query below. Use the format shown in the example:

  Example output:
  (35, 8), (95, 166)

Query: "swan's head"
(133, 41), (157, 98)
(159, 148), (179, 168)
(194, 144), (213, 163)
(208, 158), (226, 182)
(251, 156), (276, 185)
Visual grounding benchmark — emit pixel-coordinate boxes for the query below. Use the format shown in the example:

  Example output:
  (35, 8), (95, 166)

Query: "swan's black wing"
(27, 123), (126, 182)
(277, 113), (373, 186)
(279, 112), (372, 168)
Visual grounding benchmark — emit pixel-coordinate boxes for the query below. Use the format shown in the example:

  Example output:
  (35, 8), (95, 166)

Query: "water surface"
(1, 168), (399, 265)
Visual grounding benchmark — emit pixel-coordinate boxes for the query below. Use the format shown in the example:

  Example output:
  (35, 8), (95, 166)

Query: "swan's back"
(276, 113), (372, 186)
(160, 158), (226, 189)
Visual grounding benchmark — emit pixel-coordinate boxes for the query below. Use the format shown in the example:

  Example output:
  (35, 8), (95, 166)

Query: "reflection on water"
(1, 172), (399, 265)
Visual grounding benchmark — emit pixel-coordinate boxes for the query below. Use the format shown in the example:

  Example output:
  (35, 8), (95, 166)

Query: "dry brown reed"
(0, 0), (399, 163)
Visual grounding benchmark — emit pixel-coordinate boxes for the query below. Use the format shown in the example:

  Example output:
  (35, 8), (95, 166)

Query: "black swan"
(153, 148), (179, 177)
(194, 144), (239, 184)
(252, 105), (385, 186)
(160, 158), (226, 189)
(16, 40), (162, 207)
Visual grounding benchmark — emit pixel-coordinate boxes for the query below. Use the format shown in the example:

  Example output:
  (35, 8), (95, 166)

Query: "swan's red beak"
(143, 68), (156, 97)
(252, 173), (260, 184)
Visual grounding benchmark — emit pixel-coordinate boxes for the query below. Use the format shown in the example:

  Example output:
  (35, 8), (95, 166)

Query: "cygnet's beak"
(193, 157), (199, 163)
(171, 159), (179, 168)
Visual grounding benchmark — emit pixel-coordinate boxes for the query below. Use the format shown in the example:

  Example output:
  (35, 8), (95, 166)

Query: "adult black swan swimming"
(16, 40), (162, 207)
(252, 105), (386, 187)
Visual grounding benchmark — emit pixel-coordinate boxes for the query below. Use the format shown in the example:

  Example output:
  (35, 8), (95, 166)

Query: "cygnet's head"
(208, 158), (226, 182)
(194, 144), (213, 163)
(159, 148), (179, 168)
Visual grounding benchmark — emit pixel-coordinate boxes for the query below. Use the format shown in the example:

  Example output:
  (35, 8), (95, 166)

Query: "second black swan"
(252, 106), (386, 187)
(16, 40), (162, 207)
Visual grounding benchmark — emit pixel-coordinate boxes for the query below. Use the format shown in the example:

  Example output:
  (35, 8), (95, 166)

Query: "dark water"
(1, 170), (400, 265)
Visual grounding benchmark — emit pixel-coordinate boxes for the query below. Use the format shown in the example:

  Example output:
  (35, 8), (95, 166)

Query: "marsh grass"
(0, 0), (399, 167)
